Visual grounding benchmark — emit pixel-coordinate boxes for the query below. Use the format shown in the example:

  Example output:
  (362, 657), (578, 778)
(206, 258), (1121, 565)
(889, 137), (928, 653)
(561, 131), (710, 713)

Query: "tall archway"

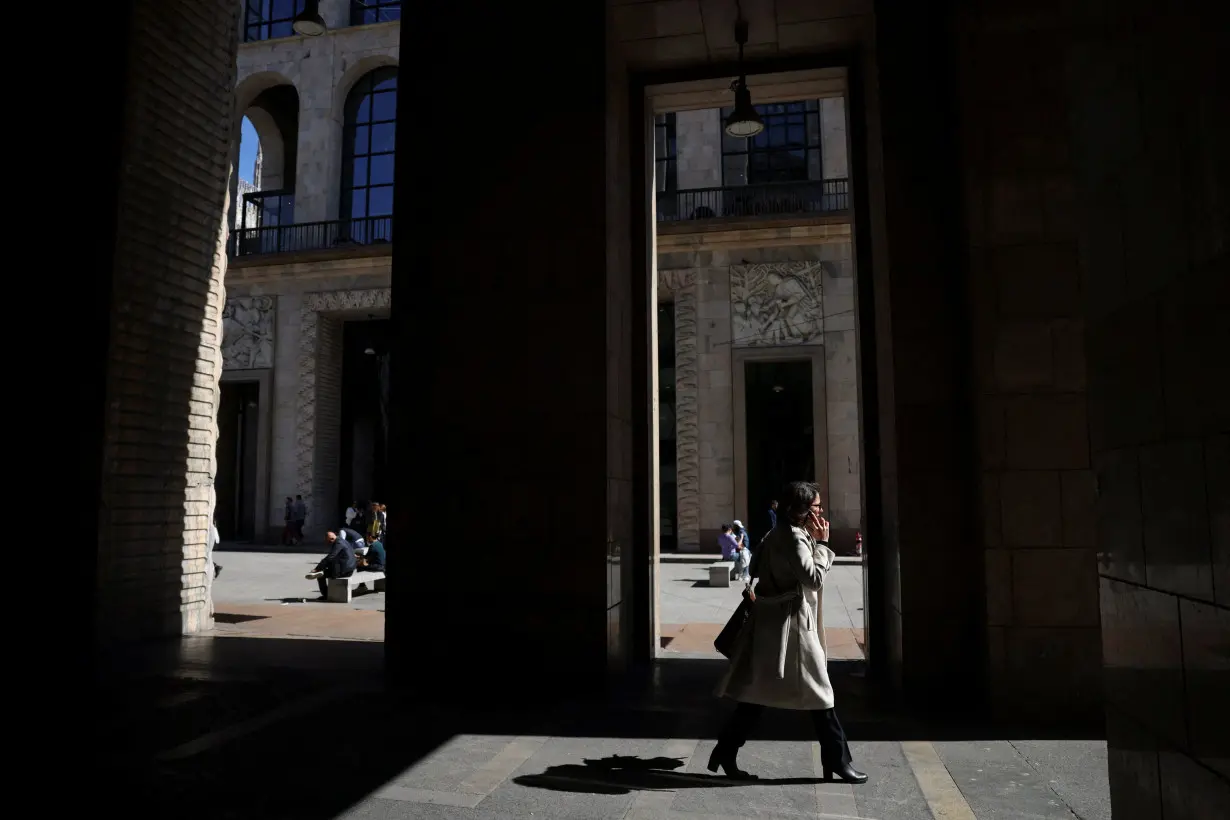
(339, 66), (397, 244)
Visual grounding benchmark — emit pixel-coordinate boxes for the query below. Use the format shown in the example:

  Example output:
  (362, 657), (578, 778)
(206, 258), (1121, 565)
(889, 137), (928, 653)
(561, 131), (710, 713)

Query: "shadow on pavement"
(514, 754), (832, 795)
(89, 636), (1104, 819)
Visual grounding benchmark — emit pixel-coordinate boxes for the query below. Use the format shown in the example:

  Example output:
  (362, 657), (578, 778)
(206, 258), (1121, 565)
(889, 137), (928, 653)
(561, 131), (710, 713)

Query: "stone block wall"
(1061, 4), (1228, 815)
(96, 0), (237, 641)
(947, 0), (1228, 808)
(658, 238), (861, 552)
(952, 4), (1100, 724)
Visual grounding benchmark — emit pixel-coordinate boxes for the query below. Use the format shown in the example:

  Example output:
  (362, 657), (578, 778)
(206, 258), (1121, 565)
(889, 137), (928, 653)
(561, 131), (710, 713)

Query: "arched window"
(341, 67), (397, 241)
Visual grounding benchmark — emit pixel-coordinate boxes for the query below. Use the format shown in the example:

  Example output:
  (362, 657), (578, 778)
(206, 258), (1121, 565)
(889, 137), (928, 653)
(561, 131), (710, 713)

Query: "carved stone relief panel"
(730, 262), (825, 347)
(295, 288), (391, 523)
(222, 296), (275, 369)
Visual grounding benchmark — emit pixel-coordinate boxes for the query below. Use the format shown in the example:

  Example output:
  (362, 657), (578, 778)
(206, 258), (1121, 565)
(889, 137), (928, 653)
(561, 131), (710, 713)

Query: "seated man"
(306, 531), (357, 599)
(360, 537), (385, 572)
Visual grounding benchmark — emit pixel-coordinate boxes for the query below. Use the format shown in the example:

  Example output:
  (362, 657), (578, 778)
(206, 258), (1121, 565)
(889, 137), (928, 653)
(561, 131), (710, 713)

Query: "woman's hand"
(806, 510), (830, 543)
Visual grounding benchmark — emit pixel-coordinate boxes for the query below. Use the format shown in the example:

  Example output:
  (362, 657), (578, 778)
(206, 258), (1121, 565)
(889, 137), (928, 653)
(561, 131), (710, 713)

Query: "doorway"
(744, 360), (816, 540)
(216, 380), (260, 541)
(338, 318), (391, 518)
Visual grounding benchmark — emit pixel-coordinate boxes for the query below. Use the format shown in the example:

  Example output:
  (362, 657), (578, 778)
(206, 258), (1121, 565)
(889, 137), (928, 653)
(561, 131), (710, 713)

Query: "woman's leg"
(710, 702), (765, 779)
(810, 708), (867, 783)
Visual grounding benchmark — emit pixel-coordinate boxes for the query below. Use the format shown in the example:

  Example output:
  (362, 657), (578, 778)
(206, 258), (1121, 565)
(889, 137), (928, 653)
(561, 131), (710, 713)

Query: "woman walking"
(711, 481), (867, 784)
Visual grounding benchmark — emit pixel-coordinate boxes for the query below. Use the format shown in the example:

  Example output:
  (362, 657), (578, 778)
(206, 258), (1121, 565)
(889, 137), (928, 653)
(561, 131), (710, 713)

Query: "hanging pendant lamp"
(293, 0), (327, 37)
(724, 15), (763, 139)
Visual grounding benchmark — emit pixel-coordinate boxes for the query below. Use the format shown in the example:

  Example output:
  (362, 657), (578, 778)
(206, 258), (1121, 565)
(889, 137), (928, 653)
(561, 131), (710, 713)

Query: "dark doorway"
(745, 360), (815, 540)
(216, 380), (260, 541)
(339, 318), (391, 518)
(658, 303), (677, 552)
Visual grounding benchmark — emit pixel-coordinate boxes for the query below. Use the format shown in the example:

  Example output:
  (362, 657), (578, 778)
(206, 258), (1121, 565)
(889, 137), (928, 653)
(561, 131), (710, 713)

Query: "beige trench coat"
(716, 523), (837, 711)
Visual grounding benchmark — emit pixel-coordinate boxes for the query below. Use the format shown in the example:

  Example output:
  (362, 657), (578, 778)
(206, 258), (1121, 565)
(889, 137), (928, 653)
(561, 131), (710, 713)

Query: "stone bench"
(326, 571), (386, 603)
(709, 561), (735, 588)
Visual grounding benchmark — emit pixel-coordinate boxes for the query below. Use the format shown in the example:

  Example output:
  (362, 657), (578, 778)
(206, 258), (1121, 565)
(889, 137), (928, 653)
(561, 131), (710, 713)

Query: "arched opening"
(231, 83), (300, 253)
(338, 66), (396, 244)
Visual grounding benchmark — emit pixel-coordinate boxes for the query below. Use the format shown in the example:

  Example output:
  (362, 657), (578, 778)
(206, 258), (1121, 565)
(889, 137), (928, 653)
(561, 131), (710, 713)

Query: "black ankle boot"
(707, 745), (759, 780)
(823, 762), (868, 784)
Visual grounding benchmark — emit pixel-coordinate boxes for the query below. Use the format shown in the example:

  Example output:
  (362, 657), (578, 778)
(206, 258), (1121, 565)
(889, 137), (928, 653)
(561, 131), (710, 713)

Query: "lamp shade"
(724, 83), (764, 139)
(293, 1), (327, 36)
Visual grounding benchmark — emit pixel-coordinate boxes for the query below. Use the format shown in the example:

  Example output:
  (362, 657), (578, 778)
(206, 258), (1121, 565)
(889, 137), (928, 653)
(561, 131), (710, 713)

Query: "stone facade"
(233, 0), (399, 224)
(658, 237), (861, 552)
(220, 6), (400, 541)
(225, 254), (392, 539)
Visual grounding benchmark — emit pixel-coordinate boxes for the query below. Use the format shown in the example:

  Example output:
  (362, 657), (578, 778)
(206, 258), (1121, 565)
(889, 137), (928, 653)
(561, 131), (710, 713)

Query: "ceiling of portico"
(612, 0), (874, 70)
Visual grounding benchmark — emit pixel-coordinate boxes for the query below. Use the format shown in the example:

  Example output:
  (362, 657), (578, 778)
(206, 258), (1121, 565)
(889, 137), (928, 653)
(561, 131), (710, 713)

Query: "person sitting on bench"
(359, 536), (385, 572)
(306, 531), (357, 599)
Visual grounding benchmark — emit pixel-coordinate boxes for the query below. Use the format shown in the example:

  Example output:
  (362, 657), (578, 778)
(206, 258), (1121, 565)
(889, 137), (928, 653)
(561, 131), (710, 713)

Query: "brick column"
(95, 0), (237, 642)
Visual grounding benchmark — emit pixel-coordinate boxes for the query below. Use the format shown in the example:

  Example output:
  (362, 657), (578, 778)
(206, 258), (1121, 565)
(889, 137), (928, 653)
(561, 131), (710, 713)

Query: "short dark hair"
(780, 481), (821, 524)
(721, 524), (733, 533)
(295, 494), (302, 500)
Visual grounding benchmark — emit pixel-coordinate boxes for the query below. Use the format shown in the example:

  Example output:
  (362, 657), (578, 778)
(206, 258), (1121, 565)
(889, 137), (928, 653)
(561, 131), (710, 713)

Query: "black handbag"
(714, 586), (755, 658)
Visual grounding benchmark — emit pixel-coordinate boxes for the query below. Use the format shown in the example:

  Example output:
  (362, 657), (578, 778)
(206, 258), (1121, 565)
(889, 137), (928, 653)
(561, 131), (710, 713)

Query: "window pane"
(723, 155), (749, 186)
(374, 73), (397, 92)
(356, 95), (371, 124)
(351, 157), (368, 186)
(372, 90), (397, 121)
(369, 154), (395, 185)
(654, 127), (667, 160)
(371, 123), (395, 153)
(379, 8), (401, 23)
(353, 125), (370, 154)
(788, 124), (805, 145)
(272, 0), (295, 19)
(368, 186), (394, 216)
(245, 25), (262, 41)
(350, 189), (367, 219)
(807, 113), (820, 146)
(270, 20), (292, 38)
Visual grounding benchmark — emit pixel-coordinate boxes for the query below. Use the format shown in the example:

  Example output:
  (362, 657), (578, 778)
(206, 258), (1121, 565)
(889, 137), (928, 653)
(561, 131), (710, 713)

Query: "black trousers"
(718, 702), (853, 772)
(317, 560), (354, 597)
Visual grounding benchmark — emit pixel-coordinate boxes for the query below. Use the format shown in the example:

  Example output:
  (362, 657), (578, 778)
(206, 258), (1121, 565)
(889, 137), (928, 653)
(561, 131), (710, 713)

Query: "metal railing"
(657, 178), (849, 222)
(239, 190), (294, 233)
(231, 215), (394, 257)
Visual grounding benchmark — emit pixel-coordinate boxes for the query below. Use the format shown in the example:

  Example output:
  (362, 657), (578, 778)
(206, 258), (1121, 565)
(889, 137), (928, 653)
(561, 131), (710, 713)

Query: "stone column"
(822, 243), (861, 547)
(696, 265), (735, 551)
(675, 108), (722, 191)
(388, 0), (632, 693)
(94, 0), (237, 642)
(292, 52), (341, 223)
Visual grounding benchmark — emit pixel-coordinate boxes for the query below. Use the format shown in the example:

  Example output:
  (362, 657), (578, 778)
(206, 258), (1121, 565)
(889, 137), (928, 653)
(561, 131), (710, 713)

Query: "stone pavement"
(210, 553), (865, 655)
(92, 637), (1111, 820)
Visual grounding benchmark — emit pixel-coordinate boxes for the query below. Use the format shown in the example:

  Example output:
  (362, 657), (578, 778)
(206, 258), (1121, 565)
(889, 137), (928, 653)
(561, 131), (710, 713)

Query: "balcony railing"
(231, 215), (394, 257)
(657, 178), (849, 223)
(240, 190), (294, 233)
